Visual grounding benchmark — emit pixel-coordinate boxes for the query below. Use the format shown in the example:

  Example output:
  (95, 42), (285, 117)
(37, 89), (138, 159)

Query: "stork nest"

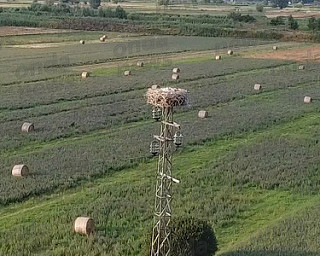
(146, 87), (188, 107)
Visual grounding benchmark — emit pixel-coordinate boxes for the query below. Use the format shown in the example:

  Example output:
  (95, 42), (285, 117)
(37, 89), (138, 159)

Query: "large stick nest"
(146, 87), (188, 107)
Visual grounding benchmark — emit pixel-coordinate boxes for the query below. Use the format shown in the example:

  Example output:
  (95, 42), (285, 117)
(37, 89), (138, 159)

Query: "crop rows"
(1, 81), (320, 204)
(1, 113), (320, 255)
(202, 124), (320, 194)
(0, 58), (286, 111)
(0, 35), (271, 85)
(0, 59), (303, 152)
(222, 203), (320, 255)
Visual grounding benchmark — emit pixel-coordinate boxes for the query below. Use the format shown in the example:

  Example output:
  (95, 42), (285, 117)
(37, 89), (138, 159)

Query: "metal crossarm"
(153, 135), (173, 142)
(161, 121), (181, 129)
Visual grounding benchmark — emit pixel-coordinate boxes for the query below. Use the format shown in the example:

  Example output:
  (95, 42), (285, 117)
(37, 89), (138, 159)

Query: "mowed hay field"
(1, 29), (320, 255)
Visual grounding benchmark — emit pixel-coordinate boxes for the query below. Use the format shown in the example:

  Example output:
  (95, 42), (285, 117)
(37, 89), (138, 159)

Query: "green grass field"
(1, 30), (320, 255)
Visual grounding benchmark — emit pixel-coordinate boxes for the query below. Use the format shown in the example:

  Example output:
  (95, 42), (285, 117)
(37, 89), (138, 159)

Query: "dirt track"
(266, 9), (320, 19)
(247, 45), (320, 62)
(0, 26), (73, 36)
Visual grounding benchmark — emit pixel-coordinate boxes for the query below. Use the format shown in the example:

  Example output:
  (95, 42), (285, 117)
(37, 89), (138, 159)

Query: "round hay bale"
(80, 40), (85, 45)
(12, 164), (29, 177)
(299, 65), (305, 70)
(137, 61), (144, 67)
(198, 110), (208, 119)
(21, 122), (34, 133)
(102, 35), (107, 39)
(81, 72), (89, 79)
(273, 46), (278, 50)
(254, 84), (262, 91)
(304, 96), (312, 103)
(124, 70), (131, 76)
(172, 74), (179, 80)
(74, 217), (95, 235)
(151, 84), (160, 90)
(172, 68), (180, 74)
(215, 55), (221, 60)
(99, 37), (105, 42)
(228, 50), (233, 55)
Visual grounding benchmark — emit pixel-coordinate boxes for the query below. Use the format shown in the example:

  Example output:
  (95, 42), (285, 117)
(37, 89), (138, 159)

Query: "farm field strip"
(0, 58), (291, 111)
(0, 36), (273, 85)
(74, 41), (295, 73)
(1, 112), (320, 255)
(0, 31), (138, 46)
(0, 26), (76, 37)
(1, 39), (301, 89)
(221, 203), (320, 255)
(0, 35), (270, 64)
(1, 83), (320, 205)
(0, 61), (293, 124)
(248, 44), (320, 63)
(239, 42), (315, 57)
(217, 193), (320, 254)
(0, 60), (313, 154)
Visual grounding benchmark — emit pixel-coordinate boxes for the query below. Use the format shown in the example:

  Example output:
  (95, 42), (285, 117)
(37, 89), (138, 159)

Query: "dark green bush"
(308, 17), (317, 30)
(115, 5), (126, 19)
(89, 0), (101, 9)
(26, 2), (127, 19)
(228, 12), (255, 23)
(271, 0), (289, 9)
(145, 217), (218, 256)
(256, 4), (264, 12)
(82, 7), (94, 16)
(307, 17), (320, 31)
(29, 3), (71, 14)
(97, 6), (126, 19)
(288, 15), (298, 30)
(270, 16), (285, 26)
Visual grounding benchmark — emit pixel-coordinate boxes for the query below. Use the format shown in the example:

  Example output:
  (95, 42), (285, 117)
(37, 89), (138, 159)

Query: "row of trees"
(308, 17), (320, 31)
(29, 2), (127, 18)
(270, 15), (299, 29)
(271, 16), (320, 31)
(54, 0), (123, 9)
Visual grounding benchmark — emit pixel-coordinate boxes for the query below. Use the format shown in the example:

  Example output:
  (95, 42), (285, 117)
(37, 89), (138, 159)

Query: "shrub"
(288, 15), (298, 30)
(270, 16), (285, 26)
(317, 19), (320, 31)
(256, 4), (264, 12)
(82, 7), (94, 16)
(45, 0), (55, 5)
(271, 0), (289, 9)
(115, 5), (126, 19)
(89, 0), (101, 9)
(28, 3), (71, 13)
(145, 217), (218, 256)
(228, 12), (256, 23)
(308, 17), (317, 31)
(97, 6), (126, 19)
(158, 0), (169, 5)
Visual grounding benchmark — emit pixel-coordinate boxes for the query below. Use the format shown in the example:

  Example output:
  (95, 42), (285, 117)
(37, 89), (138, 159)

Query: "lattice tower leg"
(151, 107), (174, 256)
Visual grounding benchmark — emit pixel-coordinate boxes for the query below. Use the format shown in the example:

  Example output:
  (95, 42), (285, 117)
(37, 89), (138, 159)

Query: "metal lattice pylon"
(151, 106), (180, 256)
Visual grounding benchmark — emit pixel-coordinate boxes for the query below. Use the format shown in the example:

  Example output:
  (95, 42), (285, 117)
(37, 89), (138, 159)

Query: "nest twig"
(146, 87), (188, 107)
